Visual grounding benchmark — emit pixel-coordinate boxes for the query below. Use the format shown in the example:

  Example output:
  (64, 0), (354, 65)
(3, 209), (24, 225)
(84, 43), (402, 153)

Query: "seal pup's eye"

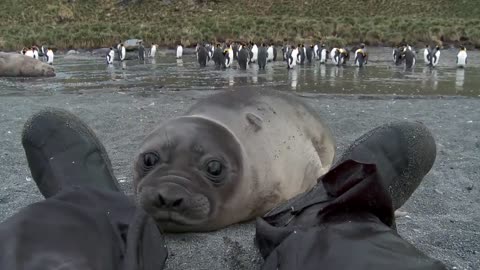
(205, 160), (225, 183)
(143, 152), (160, 169)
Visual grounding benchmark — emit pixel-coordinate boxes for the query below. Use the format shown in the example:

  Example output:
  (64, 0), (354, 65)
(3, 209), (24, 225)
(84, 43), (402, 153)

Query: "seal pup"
(133, 89), (336, 232)
(456, 46), (467, 68)
(0, 52), (55, 77)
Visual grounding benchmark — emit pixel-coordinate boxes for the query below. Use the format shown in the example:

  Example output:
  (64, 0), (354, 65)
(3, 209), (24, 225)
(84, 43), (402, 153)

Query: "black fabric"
(0, 187), (167, 270)
(255, 160), (447, 270)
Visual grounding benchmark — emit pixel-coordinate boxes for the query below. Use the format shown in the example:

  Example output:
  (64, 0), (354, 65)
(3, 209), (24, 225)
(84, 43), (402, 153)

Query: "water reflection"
(456, 68), (465, 91)
(2, 47), (480, 97)
(289, 69), (298, 90)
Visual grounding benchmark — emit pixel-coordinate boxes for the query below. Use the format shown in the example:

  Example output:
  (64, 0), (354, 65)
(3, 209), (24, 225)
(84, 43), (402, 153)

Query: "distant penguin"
(25, 48), (34, 58)
(272, 45), (278, 61)
(354, 48), (367, 67)
(232, 43), (239, 60)
(319, 44), (328, 64)
(404, 47), (416, 68)
(393, 46), (404, 65)
(150, 43), (157, 58)
(116, 41), (122, 60)
(313, 44), (319, 60)
(176, 44), (183, 59)
(267, 45), (274, 62)
(251, 43), (258, 63)
(138, 42), (145, 60)
(224, 44), (233, 68)
(238, 46), (249, 70)
(257, 43), (268, 70)
(456, 46), (467, 68)
(106, 47), (115, 64)
(46, 48), (54, 65)
(330, 48), (341, 65)
(306, 45), (313, 63)
(32, 47), (39, 60)
(197, 45), (208, 67)
(212, 44), (224, 68)
(288, 46), (298, 69)
(430, 45), (440, 67)
(120, 44), (126, 61)
(282, 45), (290, 61)
(423, 45), (431, 65)
(297, 44), (305, 64)
(338, 48), (349, 65)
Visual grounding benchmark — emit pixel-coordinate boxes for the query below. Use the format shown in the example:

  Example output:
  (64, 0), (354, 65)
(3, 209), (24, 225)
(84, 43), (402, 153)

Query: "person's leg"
(0, 108), (167, 270)
(256, 121), (447, 270)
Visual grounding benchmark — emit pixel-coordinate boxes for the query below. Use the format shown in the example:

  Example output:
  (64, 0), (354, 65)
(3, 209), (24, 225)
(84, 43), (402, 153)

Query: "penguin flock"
(19, 45), (54, 65)
(393, 43), (468, 69)
(192, 41), (281, 70)
(182, 41), (374, 71)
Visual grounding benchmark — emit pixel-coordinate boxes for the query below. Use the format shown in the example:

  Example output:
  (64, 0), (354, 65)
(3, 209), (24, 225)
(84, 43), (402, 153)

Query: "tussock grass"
(0, 0), (479, 50)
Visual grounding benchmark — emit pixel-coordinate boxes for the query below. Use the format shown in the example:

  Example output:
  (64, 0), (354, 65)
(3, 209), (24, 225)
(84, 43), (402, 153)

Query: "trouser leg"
(0, 187), (167, 270)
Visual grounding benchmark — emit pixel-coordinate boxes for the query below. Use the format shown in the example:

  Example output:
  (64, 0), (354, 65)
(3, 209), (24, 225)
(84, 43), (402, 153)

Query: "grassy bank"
(1, 0), (479, 50)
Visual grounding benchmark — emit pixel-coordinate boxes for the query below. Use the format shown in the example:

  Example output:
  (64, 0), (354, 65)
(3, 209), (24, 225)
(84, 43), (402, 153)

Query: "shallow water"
(1, 47), (479, 97)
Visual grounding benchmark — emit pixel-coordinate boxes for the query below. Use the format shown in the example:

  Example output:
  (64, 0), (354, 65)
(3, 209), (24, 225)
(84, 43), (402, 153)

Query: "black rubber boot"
(334, 121), (437, 210)
(22, 108), (122, 198)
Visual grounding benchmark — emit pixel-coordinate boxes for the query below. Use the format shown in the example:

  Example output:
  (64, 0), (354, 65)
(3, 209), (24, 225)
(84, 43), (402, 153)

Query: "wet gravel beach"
(0, 47), (479, 269)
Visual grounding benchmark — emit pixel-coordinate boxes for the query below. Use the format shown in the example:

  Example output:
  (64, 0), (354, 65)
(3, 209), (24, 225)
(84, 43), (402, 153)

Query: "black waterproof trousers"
(0, 160), (446, 270)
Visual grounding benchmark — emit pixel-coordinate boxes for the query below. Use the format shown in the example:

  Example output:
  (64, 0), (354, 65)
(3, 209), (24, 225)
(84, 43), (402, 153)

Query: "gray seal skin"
(133, 89), (336, 232)
(0, 52), (55, 77)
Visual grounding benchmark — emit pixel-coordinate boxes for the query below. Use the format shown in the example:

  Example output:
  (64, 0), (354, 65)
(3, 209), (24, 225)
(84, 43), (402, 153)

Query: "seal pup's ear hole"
(246, 113), (263, 132)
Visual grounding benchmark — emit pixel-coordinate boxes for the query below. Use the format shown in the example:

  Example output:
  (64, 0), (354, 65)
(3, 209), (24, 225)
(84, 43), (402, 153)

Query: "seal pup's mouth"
(137, 176), (212, 228)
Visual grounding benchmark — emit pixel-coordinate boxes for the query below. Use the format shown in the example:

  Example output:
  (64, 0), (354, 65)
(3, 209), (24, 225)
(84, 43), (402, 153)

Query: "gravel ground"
(0, 90), (478, 269)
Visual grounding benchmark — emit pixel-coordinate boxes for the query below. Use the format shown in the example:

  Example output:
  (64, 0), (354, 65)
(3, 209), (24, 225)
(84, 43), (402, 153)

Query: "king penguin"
(423, 44), (431, 65)
(46, 48), (54, 65)
(456, 46), (467, 68)
(150, 43), (157, 58)
(267, 44), (274, 62)
(106, 47), (115, 64)
(430, 45), (440, 67)
(120, 44), (126, 61)
(251, 43), (258, 63)
(176, 44), (183, 59)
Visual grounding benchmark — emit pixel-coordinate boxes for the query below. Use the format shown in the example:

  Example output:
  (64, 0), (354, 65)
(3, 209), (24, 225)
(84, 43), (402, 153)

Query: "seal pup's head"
(134, 116), (245, 232)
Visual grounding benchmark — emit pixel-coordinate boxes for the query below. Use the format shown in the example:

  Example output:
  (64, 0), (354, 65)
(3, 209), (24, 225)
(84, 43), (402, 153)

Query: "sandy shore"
(0, 90), (478, 269)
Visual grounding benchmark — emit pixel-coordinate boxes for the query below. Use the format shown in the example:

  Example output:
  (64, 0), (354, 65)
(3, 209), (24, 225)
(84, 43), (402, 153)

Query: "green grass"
(1, 0), (479, 50)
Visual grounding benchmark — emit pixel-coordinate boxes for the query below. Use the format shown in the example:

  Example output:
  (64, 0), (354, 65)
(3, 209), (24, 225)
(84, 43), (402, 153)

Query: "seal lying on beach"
(0, 52), (55, 77)
(133, 89), (336, 232)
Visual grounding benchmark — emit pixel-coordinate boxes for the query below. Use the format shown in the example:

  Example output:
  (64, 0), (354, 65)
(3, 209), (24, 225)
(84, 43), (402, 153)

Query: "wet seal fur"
(0, 52), (55, 77)
(133, 89), (336, 232)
